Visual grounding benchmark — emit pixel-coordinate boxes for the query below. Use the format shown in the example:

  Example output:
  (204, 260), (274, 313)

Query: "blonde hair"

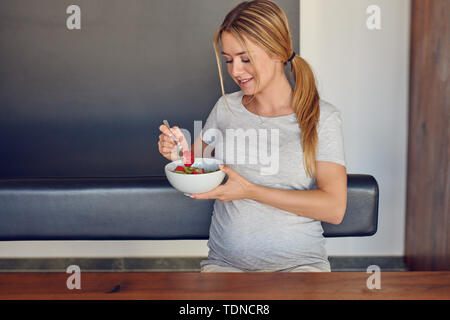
(213, 0), (320, 178)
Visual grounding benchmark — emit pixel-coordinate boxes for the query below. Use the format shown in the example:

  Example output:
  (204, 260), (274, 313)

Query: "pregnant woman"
(158, 0), (347, 272)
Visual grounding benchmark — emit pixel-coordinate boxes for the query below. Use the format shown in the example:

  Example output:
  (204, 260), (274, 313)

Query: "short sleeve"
(200, 97), (221, 147)
(316, 110), (346, 167)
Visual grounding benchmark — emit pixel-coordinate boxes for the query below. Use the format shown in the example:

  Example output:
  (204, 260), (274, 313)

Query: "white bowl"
(164, 158), (226, 196)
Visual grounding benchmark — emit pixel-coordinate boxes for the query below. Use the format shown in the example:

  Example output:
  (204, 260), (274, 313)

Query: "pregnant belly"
(208, 202), (327, 269)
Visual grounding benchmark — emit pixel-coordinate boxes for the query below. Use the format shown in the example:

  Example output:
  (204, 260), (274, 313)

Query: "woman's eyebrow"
(221, 51), (247, 56)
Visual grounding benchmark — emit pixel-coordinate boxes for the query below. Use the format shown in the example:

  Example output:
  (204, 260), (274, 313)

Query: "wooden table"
(0, 271), (449, 300)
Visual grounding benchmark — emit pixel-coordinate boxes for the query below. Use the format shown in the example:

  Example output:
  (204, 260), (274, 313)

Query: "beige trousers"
(201, 262), (331, 273)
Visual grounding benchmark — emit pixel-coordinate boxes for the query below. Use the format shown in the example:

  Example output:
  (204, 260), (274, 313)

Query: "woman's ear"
(265, 50), (281, 62)
(271, 54), (285, 65)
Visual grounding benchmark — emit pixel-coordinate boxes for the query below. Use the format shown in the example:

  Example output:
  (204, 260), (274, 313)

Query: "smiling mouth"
(238, 78), (253, 86)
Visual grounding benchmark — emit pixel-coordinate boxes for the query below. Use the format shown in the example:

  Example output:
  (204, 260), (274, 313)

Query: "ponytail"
(290, 55), (320, 178)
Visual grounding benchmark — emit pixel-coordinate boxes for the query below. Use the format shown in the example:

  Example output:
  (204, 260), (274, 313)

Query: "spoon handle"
(162, 120), (183, 158)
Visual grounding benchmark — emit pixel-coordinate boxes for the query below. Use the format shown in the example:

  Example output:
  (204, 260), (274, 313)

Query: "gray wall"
(0, 0), (298, 178)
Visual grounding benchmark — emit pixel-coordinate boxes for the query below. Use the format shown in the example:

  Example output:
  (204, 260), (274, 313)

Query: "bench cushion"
(0, 174), (378, 240)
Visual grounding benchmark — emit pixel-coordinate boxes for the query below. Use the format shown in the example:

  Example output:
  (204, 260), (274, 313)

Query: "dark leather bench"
(0, 174), (378, 240)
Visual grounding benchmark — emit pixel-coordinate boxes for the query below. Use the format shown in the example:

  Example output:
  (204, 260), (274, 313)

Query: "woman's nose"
(230, 61), (245, 77)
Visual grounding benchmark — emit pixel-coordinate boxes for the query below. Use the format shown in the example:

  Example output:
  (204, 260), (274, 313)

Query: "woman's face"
(220, 31), (280, 95)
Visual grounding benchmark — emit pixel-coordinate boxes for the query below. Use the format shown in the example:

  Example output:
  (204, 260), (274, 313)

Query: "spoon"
(162, 120), (183, 158)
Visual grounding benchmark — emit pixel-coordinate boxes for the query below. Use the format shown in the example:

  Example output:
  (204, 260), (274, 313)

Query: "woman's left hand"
(190, 164), (254, 202)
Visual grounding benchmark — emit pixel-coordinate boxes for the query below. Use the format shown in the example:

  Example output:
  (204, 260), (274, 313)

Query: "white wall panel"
(301, 0), (411, 255)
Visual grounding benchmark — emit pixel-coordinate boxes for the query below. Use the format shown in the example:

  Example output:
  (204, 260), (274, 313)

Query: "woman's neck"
(245, 75), (294, 116)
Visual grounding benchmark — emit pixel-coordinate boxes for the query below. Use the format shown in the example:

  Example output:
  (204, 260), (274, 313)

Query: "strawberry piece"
(187, 168), (204, 174)
(174, 165), (185, 172)
(183, 151), (194, 167)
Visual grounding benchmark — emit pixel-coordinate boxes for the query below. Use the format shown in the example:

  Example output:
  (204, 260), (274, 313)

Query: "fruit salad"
(172, 151), (219, 174)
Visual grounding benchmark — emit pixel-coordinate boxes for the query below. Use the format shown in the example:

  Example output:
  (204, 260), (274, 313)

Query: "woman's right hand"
(158, 125), (189, 161)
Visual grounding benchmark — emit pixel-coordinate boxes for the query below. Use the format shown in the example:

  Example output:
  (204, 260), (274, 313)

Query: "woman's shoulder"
(318, 99), (343, 129)
(215, 90), (243, 107)
(319, 98), (343, 118)
(319, 99), (341, 117)
(226, 90), (244, 100)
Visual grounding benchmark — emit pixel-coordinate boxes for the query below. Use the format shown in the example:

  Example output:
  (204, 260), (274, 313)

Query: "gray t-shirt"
(199, 90), (346, 271)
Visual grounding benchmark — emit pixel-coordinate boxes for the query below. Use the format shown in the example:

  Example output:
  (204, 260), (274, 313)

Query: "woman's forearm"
(246, 183), (345, 225)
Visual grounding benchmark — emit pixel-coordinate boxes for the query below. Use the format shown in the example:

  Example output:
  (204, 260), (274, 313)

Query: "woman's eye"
(225, 60), (250, 64)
